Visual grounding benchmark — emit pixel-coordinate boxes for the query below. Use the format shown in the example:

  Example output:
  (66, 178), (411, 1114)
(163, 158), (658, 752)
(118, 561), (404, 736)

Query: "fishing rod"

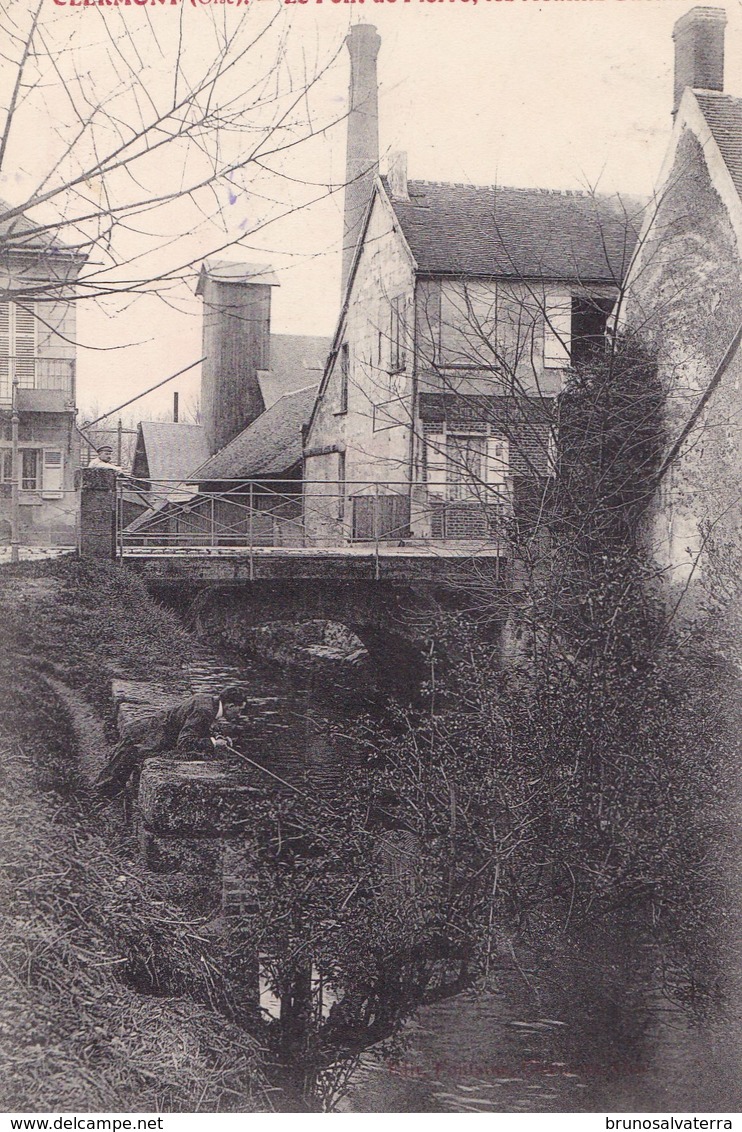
(221, 737), (312, 802)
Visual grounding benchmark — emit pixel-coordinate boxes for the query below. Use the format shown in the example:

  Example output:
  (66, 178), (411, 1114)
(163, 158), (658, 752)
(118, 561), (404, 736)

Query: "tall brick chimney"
(673, 6), (727, 116)
(341, 23), (381, 300)
(196, 261), (279, 456)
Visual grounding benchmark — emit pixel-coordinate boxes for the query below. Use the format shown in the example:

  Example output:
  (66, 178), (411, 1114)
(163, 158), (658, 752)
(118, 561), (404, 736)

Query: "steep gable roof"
(623, 86), (742, 295)
(383, 179), (644, 284)
(0, 199), (82, 257)
(694, 91), (742, 200)
(259, 334), (330, 408)
(193, 384), (318, 482)
(136, 421), (209, 484)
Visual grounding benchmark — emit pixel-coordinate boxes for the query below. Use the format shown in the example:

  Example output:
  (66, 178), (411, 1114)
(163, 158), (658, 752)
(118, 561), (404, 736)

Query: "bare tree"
(0, 0), (348, 307)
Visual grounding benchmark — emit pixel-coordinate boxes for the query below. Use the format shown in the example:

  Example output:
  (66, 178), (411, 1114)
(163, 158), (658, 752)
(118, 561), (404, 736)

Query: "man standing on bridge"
(96, 686), (247, 798)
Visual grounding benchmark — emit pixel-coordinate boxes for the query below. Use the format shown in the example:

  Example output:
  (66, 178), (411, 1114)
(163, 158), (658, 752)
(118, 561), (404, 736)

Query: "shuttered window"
(543, 291), (572, 369)
(42, 449), (64, 495)
(0, 302), (37, 387)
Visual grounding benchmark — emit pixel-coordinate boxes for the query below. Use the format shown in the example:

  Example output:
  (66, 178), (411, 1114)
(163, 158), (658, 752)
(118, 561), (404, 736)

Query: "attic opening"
(570, 296), (614, 366)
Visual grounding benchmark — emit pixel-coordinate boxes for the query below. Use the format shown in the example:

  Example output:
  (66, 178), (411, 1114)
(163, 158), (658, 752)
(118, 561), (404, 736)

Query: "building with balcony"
(0, 204), (84, 546)
(301, 28), (643, 552)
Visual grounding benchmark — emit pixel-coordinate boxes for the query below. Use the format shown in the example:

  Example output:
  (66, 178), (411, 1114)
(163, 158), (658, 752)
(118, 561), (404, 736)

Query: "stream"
(175, 650), (742, 1113)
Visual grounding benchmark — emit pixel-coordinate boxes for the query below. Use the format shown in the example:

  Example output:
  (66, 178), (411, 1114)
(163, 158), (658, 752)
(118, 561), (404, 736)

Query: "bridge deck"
(120, 543), (507, 583)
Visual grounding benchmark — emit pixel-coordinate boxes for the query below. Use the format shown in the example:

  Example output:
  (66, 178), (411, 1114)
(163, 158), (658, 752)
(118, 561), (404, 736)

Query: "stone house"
(622, 5), (742, 593)
(0, 206), (83, 547)
(302, 27), (641, 548)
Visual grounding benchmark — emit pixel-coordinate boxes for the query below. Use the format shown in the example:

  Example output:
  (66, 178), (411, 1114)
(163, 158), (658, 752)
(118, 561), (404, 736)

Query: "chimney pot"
(672, 6), (727, 117)
(387, 151), (409, 202)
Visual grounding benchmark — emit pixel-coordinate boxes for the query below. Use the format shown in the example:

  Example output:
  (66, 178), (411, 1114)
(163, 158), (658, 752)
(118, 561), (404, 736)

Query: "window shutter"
(0, 304), (9, 382)
(43, 449), (63, 494)
(13, 304), (36, 384)
(544, 292), (572, 369)
(425, 433), (447, 495)
(485, 436), (509, 488)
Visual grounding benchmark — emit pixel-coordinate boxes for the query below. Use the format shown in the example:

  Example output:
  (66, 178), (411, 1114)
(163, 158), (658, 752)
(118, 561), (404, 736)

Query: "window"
(42, 449), (64, 495)
(439, 282), (499, 367)
(543, 290), (572, 369)
(390, 296), (408, 373)
(447, 434), (486, 501)
(571, 296), (613, 366)
(0, 302), (37, 389)
(336, 450), (346, 521)
(337, 343), (349, 414)
(0, 448), (51, 489)
(21, 449), (39, 491)
(425, 427), (509, 501)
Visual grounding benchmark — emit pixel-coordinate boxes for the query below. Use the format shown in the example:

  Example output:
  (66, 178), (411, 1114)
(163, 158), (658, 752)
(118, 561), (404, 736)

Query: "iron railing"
(0, 357), (75, 403)
(116, 477), (512, 558)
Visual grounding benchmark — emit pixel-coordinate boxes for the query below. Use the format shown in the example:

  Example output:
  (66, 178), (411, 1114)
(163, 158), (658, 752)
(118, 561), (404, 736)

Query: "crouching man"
(96, 685), (247, 798)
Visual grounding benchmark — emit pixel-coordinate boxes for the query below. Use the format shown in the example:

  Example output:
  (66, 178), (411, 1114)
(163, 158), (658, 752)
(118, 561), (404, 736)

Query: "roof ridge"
(694, 89), (742, 100)
(264, 382), (320, 408)
(404, 179), (625, 199)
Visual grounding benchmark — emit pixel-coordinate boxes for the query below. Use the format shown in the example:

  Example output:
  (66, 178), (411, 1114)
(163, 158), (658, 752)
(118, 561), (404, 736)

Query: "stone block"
(138, 757), (263, 838)
(112, 679), (187, 729)
(116, 701), (161, 733)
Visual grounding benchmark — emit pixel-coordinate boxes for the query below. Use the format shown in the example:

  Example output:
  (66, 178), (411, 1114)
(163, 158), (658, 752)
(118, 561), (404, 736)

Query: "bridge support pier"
(77, 466), (118, 559)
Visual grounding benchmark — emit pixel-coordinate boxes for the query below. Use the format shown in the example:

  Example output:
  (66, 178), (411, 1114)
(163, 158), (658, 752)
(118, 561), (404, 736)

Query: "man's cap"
(219, 685), (247, 706)
(97, 444), (113, 453)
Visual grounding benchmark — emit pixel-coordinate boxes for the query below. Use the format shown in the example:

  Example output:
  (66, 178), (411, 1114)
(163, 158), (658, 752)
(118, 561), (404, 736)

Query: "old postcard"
(1, 0), (741, 1119)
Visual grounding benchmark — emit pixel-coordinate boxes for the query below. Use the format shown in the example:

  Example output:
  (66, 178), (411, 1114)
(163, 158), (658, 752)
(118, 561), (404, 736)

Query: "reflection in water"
(184, 653), (742, 1113)
(341, 926), (742, 1113)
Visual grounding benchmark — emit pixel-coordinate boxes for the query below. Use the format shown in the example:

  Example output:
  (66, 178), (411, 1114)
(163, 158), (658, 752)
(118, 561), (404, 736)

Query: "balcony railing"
(0, 357), (76, 404)
(117, 477), (512, 557)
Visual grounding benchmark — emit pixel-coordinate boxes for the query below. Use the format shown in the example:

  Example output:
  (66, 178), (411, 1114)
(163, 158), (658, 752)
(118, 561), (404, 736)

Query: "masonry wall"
(624, 129), (742, 588)
(200, 278), (269, 457)
(304, 193), (415, 543)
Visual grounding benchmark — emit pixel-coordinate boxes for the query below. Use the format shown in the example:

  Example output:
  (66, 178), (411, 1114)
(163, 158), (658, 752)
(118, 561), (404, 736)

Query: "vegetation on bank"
(0, 561), (271, 1112)
(351, 338), (741, 980)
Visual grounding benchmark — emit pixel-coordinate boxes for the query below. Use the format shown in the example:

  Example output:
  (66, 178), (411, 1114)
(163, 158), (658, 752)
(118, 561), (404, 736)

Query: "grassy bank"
(0, 559), (271, 1112)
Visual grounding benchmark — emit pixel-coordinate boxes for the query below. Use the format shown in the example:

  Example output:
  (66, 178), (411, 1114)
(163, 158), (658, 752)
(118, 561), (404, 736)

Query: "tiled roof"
(137, 421), (210, 484)
(694, 91), (742, 200)
(193, 384), (318, 482)
(383, 180), (644, 283)
(259, 334), (330, 408)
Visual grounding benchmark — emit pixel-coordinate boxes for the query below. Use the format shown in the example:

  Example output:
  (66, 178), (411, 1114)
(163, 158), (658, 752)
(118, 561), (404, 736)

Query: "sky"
(5, 0), (742, 424)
